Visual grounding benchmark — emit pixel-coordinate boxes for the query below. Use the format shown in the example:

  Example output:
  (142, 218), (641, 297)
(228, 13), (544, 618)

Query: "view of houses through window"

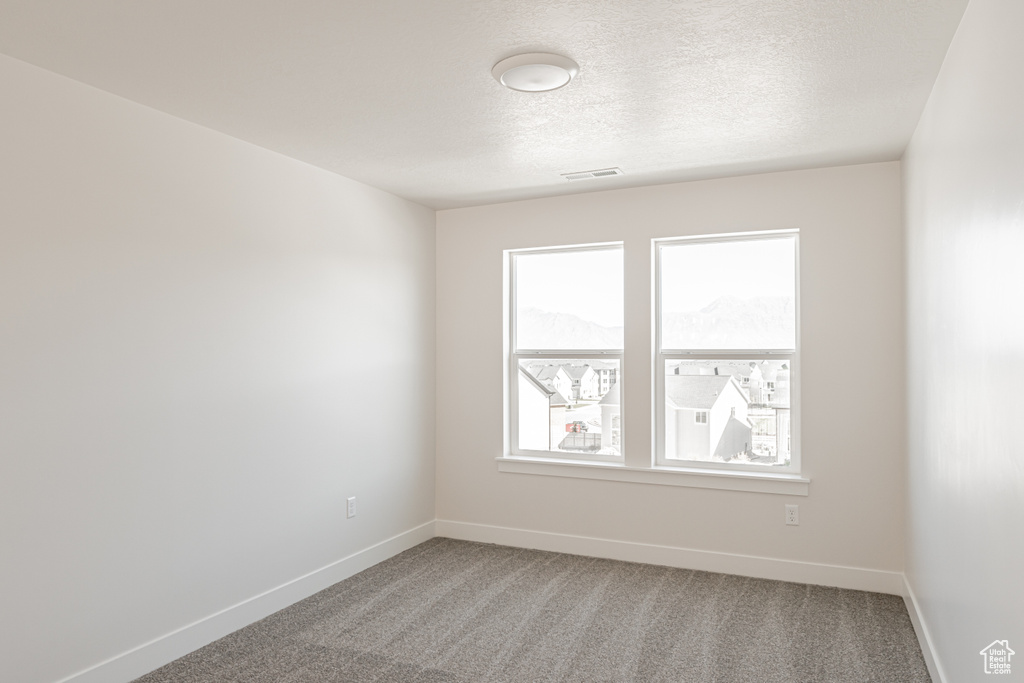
(664, 359), (791, 466)
(517, 358), (620, 455)
(510, 233), (797, 469)
(512, 245), (623, 456)
(657, 232), (797, 470)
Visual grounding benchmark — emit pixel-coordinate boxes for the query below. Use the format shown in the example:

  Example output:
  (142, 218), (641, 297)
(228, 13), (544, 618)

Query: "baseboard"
(902, 575), (946, 683)
(57, 520), (436, 683)
(435, 519), (905, 595)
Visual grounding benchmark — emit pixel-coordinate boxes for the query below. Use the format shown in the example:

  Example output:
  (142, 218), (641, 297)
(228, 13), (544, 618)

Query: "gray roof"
(664, 375), (739, 410)
(532, 365), (565, 382)
(519, 366), (552, 395)
(519, 367), (569, 406)
(562, 365), (593, 380)
(549, 390), (570, 407)
(716, 363), (754, 378)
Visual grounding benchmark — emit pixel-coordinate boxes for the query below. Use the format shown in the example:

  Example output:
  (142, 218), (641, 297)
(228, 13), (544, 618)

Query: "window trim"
(496, 456), (810, 496)
(499, 232), (808, 496)
(653, 230), (801, 474)
(508, 243), (624, 462)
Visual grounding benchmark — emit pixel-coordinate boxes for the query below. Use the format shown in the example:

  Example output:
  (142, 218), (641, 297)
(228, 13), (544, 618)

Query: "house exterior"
(517, 367), (568, 451)
(599, 382), (621, 453)
(525, 361), (607, 402)
(525, 363), (574, 405)
(591, 363), (618, 395)
(715, 363), (754, 397)
(747, 362), (772, 404)
(744, 360), (790, 407)
(748, 407), (791, 463)
(664, 374), (752, 462)
(771, 363), (790, 406)
(562, 364), (600, 400)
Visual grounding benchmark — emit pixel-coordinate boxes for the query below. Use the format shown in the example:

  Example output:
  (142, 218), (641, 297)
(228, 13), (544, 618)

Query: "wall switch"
(346, 496), (357, 519)
(785, 504), (799, 526)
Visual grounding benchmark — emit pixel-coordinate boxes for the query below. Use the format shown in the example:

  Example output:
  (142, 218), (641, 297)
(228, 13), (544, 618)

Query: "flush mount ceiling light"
(492, 53), (579, 92)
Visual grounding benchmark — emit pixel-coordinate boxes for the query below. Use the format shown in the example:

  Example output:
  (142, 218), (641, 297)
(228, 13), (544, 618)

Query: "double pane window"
(508, 232), (798, 474)
(510, 245), (624, 458)
(656, 232), (798, 471)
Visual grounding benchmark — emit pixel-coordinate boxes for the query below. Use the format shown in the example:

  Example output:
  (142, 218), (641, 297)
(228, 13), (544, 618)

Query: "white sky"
(515, 248), (624, 327)
(661, 237), (795, 312)
(514, 238), (794, 325)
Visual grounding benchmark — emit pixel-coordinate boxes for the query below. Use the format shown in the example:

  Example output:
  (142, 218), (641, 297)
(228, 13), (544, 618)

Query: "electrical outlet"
(785, 504), (799, 526)
(346, 496), (357, 519)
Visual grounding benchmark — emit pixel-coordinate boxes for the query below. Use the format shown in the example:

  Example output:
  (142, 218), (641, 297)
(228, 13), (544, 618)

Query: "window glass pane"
(660, 237), (795, 350)
(515, 248), (623, 350)
(663, 359), (791, 467)
(518, 358), (620, 455)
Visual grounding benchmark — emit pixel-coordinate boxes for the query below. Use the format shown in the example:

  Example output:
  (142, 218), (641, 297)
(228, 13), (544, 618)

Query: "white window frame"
(508, 243), (624, 462)
(654, 230), (801, 474)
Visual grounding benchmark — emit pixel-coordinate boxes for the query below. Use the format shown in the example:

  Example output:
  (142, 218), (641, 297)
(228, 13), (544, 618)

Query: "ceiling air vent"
(561, 167), (624, 181)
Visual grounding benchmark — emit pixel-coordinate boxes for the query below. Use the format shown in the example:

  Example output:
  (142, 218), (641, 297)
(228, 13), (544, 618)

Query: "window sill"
(496, 456), (809, 496)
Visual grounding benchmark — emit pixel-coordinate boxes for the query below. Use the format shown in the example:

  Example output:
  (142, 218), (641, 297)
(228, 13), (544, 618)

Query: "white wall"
(437, 162), (905, 573)
(903, 1), (1024, 680)
(0, 54), (435, 683)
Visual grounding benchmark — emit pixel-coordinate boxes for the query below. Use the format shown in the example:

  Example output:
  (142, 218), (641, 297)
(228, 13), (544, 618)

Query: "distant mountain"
(518, 296), (793, 350)
(662, 296), (794, 349)
(517, 308), (623, 350)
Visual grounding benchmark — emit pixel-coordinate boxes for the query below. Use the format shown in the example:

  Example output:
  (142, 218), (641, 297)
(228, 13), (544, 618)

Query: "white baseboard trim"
(902, 575), (946, 683)
(435, 520), (904, 595)
(57, 520), (436, 683)
(54, 521), (924, 683)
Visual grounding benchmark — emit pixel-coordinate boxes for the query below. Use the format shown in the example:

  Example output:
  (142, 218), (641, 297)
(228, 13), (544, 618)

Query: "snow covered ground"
(563, 403), (602, 433)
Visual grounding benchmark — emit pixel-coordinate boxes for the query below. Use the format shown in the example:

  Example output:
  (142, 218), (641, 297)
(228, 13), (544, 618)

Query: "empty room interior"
(2, 1), (1021, 682)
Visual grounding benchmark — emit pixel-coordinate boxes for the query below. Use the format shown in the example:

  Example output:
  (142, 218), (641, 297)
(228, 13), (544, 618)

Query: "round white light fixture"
(492, 53), (579, 92)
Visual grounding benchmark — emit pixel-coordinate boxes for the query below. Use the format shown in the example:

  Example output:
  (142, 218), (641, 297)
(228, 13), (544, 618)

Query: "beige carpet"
(134, 538), (930, 682)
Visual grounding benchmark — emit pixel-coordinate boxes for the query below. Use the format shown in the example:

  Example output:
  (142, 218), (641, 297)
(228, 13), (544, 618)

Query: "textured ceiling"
(0, 0), (968, 208)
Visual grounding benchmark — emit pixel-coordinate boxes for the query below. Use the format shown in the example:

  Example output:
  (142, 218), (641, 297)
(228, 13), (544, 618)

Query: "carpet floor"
(133, 538), (931, 682)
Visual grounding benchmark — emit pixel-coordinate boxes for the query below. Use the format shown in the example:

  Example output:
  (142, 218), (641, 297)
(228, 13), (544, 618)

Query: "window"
(655, 231), (798, 472)
(501, 231), (806, 495)
(510, 244), (623, 459)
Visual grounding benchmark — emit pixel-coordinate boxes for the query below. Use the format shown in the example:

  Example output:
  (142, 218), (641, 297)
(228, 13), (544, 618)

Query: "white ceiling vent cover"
(561, 167), (624, 181)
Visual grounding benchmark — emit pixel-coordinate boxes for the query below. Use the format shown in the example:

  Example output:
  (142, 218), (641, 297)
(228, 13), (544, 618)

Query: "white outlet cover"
(785, 504), (799, 525)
